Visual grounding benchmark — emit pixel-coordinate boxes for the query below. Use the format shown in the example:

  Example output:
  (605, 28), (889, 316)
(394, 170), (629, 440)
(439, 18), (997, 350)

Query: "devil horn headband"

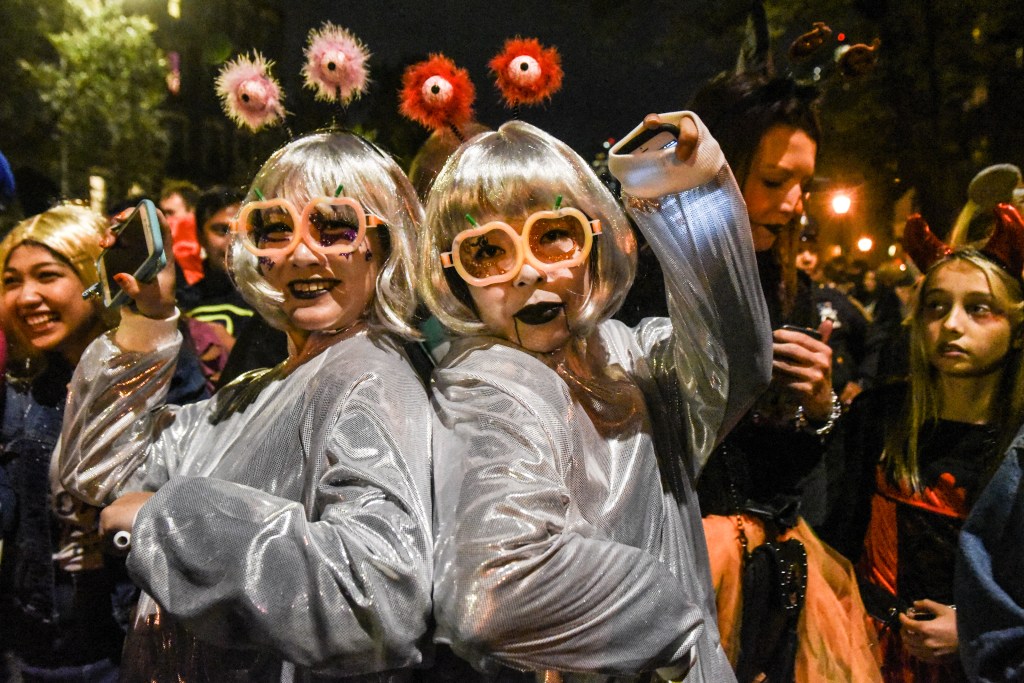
(981, 204), (1024, 277)
(902, 214), (952, 272)
(903, 204), (1024, 278)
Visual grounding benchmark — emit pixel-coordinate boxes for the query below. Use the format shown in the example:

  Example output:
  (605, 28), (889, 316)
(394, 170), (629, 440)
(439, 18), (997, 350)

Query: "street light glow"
(857, 237), (874, 252)
(832, 192), (852, 215)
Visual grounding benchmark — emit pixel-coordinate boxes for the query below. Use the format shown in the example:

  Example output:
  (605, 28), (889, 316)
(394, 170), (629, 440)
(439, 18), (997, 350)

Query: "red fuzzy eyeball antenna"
(489, 37), (563, 108)
(399, 54), (476, 139)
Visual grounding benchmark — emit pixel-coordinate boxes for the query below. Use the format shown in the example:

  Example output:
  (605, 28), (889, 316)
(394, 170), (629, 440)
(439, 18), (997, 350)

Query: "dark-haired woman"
(689, 73), (881, 682)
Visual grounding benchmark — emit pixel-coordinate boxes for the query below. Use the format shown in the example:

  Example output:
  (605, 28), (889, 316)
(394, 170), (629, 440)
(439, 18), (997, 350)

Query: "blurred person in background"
(158, 180), (203, 287)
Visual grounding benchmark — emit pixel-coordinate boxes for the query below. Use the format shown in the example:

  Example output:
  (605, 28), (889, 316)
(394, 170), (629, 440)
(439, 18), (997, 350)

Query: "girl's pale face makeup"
(742, 125), (817, 251)
(465, 215), (590, 354)
(922, 260), (1014, 379)
(2, 244), (104, 364)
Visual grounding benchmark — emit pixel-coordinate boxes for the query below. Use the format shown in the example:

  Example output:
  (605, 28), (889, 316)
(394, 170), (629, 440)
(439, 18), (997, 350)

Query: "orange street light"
(831, 192), (852, 215)
(857, 236), (873, 252)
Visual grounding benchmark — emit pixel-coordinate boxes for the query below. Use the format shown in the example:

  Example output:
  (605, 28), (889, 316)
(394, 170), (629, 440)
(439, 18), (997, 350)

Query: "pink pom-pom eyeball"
(216, 52), (285, 131)
(422, 76), (454, 105)
(508, 55), (542, 86)
(301, 22), (370, 104)
(238, 79), (270, 108)
(319, 50), (349, 83)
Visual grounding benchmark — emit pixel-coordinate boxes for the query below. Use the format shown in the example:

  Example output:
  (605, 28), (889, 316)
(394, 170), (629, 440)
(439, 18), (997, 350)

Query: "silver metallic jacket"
(58, 318), (433, 682)
(431, 113), (771, 682)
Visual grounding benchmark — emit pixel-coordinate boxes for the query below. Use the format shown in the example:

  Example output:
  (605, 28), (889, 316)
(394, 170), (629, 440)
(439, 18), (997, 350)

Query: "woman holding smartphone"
(688, 72), (880, 682)
(0, 204), (205, 682)
(56, 131), (433, 681)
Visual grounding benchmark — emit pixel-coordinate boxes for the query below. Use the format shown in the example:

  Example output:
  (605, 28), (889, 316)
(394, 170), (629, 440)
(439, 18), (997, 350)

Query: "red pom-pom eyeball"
(489, 37), (563, 107)
(508, 55), (541, 86)
(422, 76), (454, 105)
(399, 54), (476, 133)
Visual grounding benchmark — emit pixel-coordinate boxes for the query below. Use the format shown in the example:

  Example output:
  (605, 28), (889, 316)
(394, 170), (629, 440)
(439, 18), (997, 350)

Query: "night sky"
(276, 1), (745, 161)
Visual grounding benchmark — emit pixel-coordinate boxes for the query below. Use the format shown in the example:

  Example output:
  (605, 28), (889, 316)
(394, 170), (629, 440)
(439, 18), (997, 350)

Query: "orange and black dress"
(825, 383), (996, 682)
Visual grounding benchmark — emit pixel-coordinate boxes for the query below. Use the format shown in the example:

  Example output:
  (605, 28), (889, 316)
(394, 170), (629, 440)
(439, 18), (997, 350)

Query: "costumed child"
(55, 130), (433, 679)
(834, 205), (1024, 682)
(0, 204), (206, 681)
(418, 70), (772, 679)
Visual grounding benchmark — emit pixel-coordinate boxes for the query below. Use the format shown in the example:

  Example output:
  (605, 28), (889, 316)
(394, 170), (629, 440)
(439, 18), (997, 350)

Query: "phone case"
(95, 199), (167, 308)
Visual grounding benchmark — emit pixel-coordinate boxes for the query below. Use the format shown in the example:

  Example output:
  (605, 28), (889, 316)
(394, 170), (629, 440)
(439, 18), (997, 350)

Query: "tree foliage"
(20, 0), (169, 201)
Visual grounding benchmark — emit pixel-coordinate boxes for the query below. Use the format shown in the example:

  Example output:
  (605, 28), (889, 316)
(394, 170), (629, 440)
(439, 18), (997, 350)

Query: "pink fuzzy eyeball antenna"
(301, 22), (371, 104)
(216, 52), (286, 132)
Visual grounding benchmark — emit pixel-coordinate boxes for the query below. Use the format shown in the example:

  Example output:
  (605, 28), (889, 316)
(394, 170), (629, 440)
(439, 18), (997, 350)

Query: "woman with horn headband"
(832, 204), (1024, 682)
(686, 70), (882, 683)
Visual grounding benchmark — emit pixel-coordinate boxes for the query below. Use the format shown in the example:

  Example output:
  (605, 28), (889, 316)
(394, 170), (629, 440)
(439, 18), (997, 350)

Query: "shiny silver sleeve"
(58, 328), (189, 506)
(434, 374), (704, 675)
(611, 113), (772, 470)
(126, 376), (433, 672)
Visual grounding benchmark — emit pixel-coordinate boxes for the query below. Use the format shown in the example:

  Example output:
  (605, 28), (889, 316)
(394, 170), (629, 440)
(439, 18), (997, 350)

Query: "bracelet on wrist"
(793, 390), (842, 437)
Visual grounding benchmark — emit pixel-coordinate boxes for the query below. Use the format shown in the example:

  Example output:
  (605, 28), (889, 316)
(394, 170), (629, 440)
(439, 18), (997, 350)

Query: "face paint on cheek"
(258, 256), (275, 271)
(364, 250), (373, 262)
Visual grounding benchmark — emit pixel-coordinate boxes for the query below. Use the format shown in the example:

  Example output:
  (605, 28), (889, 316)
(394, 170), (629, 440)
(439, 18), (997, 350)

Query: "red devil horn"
(981, 203), (1024, 278)
(902, 214), (951, 272)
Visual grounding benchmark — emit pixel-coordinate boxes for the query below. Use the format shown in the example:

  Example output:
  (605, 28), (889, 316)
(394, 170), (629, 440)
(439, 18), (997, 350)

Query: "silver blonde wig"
(229, 131), (423, 340)
(419, 120), (637, 337)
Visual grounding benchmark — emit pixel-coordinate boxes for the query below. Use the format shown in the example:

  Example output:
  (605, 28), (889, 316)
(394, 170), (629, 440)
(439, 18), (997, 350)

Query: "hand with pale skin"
(642, 113), (700, 162)
(98, 491), (154, 537)
(899, 599), (959, 662)
(772, 320), (835, 421)
(102, 208), (177, 319)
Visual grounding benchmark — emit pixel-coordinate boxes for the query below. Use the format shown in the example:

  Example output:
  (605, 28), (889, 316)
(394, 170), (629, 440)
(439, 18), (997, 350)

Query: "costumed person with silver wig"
(417, 40), (771, 678)
(56, 130), (433, 683)
(55, 34), (433, 680)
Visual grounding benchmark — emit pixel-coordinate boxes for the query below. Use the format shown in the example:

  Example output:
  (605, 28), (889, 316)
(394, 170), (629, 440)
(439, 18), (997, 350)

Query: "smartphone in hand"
(618, 123), (680, 155)
(779, 324), (823, 341)
(83, 199), (167, 308)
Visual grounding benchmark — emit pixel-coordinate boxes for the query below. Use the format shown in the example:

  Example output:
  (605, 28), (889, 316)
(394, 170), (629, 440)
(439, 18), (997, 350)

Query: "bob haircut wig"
(889, 250), (1024, 491)
(0, 203), (114, 364)
(419, 120), (637, 338)
(229, 131), (423, 340)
